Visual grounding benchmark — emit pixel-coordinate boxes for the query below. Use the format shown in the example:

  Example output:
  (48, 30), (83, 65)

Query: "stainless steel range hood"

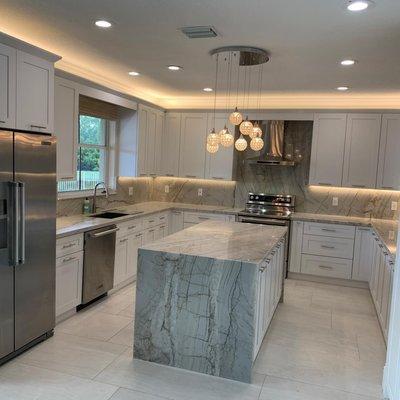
(248, 120), (296, 166)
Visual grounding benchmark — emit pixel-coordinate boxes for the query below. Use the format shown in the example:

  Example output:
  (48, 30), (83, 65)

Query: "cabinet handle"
(321, 245), (335, 249)
(185, 175), (196, 178)
(381, 186), (394, 190)
(30, 124), (47, 130)
(159, 216), (165, 220)
(321, 228), (336, 233)
(198, 217), (210, 220)
(351, 184), (366, 188)
(62, 243), (75, 249)
(148, 220), (155, 223)
(165, 174), (174, 177)
(148, 229), (155, 233)
(172, 211), (181, 215)
(319, 265), (333, 270)
(160, 225), (166, 229)
(60, 176), (75, 180)
(0, 120), (5, 123)
(318, 182), (332, 186)
(212, 177), (224, 180)
(62, 256), (76, 263)
(127, 225), (137, 230)
(135, 233), (143, 238)
(119, 238), (128, 243)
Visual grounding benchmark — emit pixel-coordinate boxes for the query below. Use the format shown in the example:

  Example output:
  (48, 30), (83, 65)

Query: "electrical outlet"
(198, 188), (203, 197)
(391, 201), (398, 211)
(128, 187), (134, 196)
(164, 185), (170, 193)
(332, 197), (339, 206)
(389, 230), (395, 240)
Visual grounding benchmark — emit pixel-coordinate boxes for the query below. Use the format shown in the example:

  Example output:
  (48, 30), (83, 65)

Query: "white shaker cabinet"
(54, 77), (78, 180)
(16, 51), (54, 133)
(377, 114), (400, 190)
(342, 114), (381, 189)
(179, 113), (208, 178)
(309, 114), (347, 186)
(205, 113), (235, 181)
(0, 43), (16, 129)
(169, 210), (184, 234)
(352, 227), (374, 282)
(161, 113), (181, 177)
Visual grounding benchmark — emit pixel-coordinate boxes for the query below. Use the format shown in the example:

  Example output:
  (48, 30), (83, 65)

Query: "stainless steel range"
(238, 193), (295, 275)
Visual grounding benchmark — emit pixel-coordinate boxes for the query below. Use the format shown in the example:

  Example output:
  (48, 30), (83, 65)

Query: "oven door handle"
(239, 216), (288, 226)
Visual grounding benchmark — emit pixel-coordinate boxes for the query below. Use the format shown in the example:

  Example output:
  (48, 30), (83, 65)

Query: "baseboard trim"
(288, 272), (369, 288)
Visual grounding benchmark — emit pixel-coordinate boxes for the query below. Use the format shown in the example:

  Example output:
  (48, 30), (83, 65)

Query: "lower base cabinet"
(55, 250), (83, 316)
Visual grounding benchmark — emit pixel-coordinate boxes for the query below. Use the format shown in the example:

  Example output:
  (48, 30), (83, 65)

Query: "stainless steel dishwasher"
(81, 225), (119, 306)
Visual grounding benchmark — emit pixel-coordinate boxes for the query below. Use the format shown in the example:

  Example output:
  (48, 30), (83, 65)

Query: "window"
(58, 115), (115, 193)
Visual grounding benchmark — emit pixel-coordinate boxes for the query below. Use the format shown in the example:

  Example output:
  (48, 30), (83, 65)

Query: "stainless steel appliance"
(0, 129), (56, 364)
(81, 225), (118, 305)
(238, 193), (295, 274)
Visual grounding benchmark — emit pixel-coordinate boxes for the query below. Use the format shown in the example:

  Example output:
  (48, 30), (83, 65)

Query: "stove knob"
(255, 196), (259, 200)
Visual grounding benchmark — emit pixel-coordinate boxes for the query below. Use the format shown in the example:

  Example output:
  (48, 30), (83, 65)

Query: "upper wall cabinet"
(309, 114), (347, 186)
(0, 43), (16, 129)
(55, 77), (78, 181)
(179, 113), (208, 178)
(377, 114), (400, 190)
(161, 113), (181, 177)
(16, 51), (54, 133)
(342, 114), (381, 189)
(205, 113), (235, 181)
(137, 105), (164, 176)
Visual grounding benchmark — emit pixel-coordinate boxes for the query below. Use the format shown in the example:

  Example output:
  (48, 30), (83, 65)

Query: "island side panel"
(134, 249), (257, 383)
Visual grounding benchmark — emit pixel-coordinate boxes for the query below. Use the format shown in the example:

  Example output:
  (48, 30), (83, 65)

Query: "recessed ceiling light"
(203, 87), (213, 92)
(95, 20), (112, 28)
(341, 59), (356, 66)
(337, 86), (349, 91)
(345, 1), (373, 12)
(128, 71), (140, 76)
(168, 65), (183, 71)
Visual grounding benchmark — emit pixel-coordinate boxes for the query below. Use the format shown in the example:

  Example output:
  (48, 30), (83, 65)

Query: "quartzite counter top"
(134, 221), (287, 383)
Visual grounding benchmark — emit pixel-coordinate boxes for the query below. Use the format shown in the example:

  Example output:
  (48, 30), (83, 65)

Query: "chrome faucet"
(92, 182), (109, 213)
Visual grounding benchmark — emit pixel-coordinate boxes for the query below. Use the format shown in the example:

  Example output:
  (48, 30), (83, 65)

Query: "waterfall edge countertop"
(134, 221), (288, 383)
(140, 220), (287, 264)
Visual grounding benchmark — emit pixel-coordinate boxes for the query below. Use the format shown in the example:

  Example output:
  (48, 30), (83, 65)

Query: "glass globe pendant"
(239, 117), (253, 136)
(229, 107), (243, 126)
(207, 143), (219, 154)
(235, 134), (248, 151)
(219, 126), (234, 147)
(249, 123), (262, 139)
(206, 128), (220, 146)
(250, 137), (264, 151)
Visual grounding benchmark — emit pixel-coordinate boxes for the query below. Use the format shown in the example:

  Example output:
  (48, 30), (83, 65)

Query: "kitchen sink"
(90, 211), (130, 219)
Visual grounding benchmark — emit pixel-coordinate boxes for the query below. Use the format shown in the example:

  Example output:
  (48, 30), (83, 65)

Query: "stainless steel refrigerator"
(0, 129), (56, 364)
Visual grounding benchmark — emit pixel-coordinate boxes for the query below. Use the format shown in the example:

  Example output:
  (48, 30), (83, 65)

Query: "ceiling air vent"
(180, 26), (218, 39)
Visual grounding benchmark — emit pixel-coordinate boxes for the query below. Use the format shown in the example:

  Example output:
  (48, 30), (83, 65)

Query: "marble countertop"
(141, 220), (287, 265)
(56, 201), (241, 238)
(292, 212), (398, 258)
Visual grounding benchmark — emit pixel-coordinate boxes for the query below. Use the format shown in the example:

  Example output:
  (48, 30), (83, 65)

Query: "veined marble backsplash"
(234, 120), (400, 220)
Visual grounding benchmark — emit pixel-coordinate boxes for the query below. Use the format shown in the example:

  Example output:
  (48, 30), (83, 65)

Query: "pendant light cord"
(213, 54), (219, 130)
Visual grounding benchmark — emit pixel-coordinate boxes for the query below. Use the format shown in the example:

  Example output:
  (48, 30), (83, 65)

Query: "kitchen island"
(134, 221), (287, 383)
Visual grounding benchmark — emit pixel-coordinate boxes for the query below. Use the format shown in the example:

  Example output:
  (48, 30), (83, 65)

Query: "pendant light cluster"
(206, 46), (269, 154)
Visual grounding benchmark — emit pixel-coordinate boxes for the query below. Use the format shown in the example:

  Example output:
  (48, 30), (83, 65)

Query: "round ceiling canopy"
(209, 46), (270, 66)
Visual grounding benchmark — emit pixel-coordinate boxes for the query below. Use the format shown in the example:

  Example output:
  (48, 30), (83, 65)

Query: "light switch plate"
(198, 188), (203, 197)
(128, 187), (134, 196)
(332, 197), (339, 206)
(391, 201), (398, 211)
(164, 185), (170, 193)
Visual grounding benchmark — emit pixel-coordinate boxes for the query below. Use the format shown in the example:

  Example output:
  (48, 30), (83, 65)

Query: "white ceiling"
(1, 0), (400, 109)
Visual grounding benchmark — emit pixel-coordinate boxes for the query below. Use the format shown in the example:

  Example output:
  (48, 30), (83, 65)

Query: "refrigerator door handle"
(8, 181), (20, 266)
(18, 182), (26, 265)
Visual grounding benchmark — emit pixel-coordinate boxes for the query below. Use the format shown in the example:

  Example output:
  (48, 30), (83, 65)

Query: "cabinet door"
(377, 114), (400, 190)
(137, 106), (148, 176)
(127, 233), (143, 280)
(342, 114), (381, 188)
(179, 113), (207, 178)
(145, 110), (157, 176)
(289, 221), (303, 273)
(205, 113), (234, 181)
(0, 43), (16, 129)
(154, 111), (164, 175)
(144, 228), (156, 244)
(55, 78), (78, 181)
(370, 237), (380, 298)
(352, 227), (373, 282)
(114, 237), (128, 287)
(16, 51), (54, 133)
(309, 114), (347, 186)
(170, 210), (184, 234)
(56, 251), (83, 316)
(155, 224), (167, 240)
(381, 257), (393, 336)
(161, 113), (181, 176)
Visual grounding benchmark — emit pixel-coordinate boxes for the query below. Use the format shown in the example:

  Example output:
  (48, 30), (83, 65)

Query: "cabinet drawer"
(302, 234), (354, 259)
(143, 214), (160, 228)
(183, 212), (226, 224)
(301, 254), (353, 279)
(117, 218), (143, 237)
(303, 222), (355, 239)
(157, 212), (169, 225)
(56, 233), (83, 258)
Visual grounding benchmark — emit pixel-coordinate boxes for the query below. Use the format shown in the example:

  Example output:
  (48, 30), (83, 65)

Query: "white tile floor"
(0, 279), (386, 400)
